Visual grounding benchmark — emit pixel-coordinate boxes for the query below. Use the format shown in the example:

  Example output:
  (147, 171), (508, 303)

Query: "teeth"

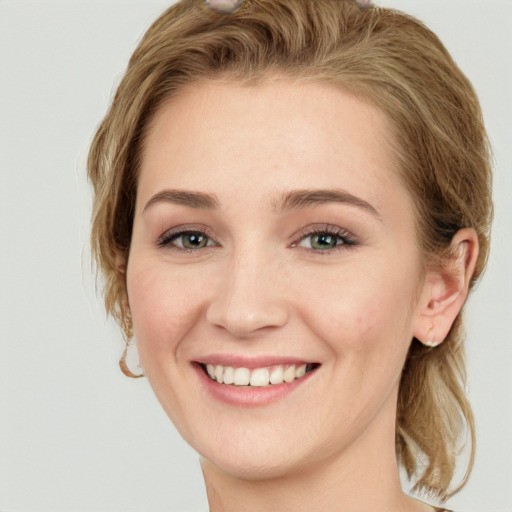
(204, 363), (312, 387)
(223, 366), (234, 385)
(250, 368), (270, 387)
(269, 365), (284, 385)
(283, 365), (296, 383)
(215, 365), (224, 384)
(296, 364), (306, 378)
(233, 367), (250, 386)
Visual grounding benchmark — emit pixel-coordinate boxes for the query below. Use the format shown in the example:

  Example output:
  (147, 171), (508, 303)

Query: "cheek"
(297, 258), (418, 354)
(126, 259), (204, 362)
(125, 259), (208, 437)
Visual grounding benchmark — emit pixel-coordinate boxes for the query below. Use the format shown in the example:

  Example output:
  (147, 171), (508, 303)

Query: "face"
(126, 78), (427, 480)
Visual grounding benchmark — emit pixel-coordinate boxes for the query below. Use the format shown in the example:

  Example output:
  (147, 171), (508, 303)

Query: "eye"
(157, 225), (356, 254)
(293, 226), (357, 253)
(157, 229), (218, 252)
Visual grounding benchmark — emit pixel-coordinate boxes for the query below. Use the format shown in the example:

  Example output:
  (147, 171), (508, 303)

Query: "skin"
(125, 77), (478, 512)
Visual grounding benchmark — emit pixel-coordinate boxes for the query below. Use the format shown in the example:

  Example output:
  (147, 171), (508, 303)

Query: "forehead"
(138, 77), (407, 214)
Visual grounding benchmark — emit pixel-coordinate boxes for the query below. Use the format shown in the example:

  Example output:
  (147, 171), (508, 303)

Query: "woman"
(87, 0), (493, 510)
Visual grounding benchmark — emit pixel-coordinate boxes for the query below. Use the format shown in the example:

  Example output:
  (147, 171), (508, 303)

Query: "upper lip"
(194, 354), (319, 369)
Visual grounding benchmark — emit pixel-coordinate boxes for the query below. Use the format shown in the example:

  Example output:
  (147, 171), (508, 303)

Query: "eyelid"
(156, 224), (220, 250)
(156, 223), (358, 254)
(290, 224), (358, 253)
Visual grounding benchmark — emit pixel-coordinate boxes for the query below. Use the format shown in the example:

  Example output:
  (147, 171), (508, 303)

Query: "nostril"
(205, 291), (290, 338)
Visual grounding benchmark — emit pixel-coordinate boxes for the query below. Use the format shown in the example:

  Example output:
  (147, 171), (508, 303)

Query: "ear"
(115, 251), (127, 275)
(115, 251), (131, 318)
(413, 228), (479, 346)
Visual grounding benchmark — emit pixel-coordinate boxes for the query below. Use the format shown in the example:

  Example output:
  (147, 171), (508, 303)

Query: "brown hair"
(87, 0), (493, 501)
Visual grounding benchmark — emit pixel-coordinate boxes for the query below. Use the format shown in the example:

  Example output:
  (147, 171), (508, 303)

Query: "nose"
(205, 249), (289, 338)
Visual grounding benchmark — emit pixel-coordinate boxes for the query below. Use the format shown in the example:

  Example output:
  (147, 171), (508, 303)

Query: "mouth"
(200, 362), (320, 388)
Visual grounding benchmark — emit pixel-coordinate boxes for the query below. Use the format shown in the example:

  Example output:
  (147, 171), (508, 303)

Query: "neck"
(200, 393), (432, 512)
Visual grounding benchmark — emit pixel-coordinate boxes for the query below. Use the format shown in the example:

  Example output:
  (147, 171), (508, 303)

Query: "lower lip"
(193, 363), (317, 407)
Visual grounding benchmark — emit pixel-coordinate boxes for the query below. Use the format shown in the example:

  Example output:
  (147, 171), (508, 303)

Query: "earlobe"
(413, 228), (479, 347)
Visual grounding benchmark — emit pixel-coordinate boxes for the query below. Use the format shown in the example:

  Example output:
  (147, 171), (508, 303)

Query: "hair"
(87, 0), (493, 502)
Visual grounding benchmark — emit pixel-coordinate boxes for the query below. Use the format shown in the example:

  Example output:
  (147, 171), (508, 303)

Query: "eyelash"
(156, 224), (358, 255)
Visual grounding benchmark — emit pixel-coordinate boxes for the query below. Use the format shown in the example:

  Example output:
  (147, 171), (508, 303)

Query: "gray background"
(1, 1), (510, 510)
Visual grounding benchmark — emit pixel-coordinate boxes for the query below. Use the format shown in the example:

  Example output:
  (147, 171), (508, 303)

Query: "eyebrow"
(275, 188), (380, 218)
(143, 189), (220, 212)
(142, 187), (380, 219)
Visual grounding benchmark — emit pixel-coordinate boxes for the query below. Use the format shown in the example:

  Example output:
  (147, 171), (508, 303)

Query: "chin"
(199, 445), (308, 482)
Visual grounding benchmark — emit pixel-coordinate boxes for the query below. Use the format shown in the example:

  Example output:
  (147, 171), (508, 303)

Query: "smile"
(203, 363), (319, 387)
